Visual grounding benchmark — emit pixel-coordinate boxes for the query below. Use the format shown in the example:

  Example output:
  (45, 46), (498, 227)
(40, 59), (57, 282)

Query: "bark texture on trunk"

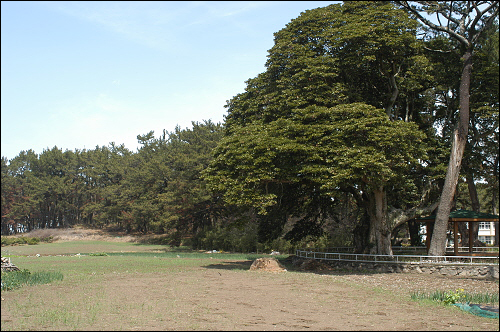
(429, 49), (472, 256)
(368, 187), (393, 255)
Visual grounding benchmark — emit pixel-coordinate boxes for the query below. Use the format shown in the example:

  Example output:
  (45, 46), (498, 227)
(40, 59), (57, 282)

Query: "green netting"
(453, 303), (499, 319)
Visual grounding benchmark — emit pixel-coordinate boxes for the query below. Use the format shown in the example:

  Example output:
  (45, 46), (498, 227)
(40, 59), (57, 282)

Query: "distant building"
(420, 221), (496, 246)
(479, 221), (495, 245)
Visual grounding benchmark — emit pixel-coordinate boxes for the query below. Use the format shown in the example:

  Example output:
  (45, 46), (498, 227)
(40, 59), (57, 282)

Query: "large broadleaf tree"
(204, 1), (432, 254)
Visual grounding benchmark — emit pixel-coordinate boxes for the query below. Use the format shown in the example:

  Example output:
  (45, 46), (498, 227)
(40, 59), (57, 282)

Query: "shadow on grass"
(131, 244), (194, 252)
(202, 260), (254, 271)
(202, 256), (296, 272)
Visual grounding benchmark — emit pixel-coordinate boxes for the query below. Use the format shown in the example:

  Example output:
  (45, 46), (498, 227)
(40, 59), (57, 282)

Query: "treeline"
(1, 122), (222, 237)
(0, 120), (356, 251)
(2, 2), (499, 253)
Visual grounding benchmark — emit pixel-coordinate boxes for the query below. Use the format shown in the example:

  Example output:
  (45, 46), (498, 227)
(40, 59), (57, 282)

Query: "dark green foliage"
(192, 222), (259, 253)
(1, 1), (497, 253)
(1, 121), (224, 242)
(1, 236), (48, 246)
(207, 104), (427, 209)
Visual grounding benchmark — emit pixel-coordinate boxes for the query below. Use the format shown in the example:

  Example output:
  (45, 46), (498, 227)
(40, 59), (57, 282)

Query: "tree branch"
(396, 1), (469, 46)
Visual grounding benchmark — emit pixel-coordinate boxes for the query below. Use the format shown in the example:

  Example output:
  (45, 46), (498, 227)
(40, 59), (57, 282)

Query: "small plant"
(443, 289), (466, 305)
(89, 253), (108, 256)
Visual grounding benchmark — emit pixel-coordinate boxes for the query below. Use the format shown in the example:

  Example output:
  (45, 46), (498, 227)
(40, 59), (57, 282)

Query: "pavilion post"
(426, 221), (432, 253)
(454, 221), (458, 256)
(468, 221), (474, 254)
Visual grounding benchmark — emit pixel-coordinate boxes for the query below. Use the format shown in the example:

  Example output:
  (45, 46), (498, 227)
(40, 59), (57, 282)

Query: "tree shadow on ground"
(201, 259), (382, 277)
(201, 255), (392, 276)
(278, 256), (396, 277)
(203, 260), (254, 271)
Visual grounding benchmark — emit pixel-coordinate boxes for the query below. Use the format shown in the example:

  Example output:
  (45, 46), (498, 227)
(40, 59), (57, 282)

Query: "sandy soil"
(2, 259), (499, 331)
(2, 228), (499, 331)
(92, 267), (499, 331)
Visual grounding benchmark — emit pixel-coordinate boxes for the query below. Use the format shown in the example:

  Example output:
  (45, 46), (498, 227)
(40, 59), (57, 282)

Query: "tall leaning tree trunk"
(368, 186), (393, 255)
(428, 49), (472, 256)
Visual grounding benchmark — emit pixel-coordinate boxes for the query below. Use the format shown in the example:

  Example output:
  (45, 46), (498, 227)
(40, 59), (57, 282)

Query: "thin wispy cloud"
(43, 1), (271, 52)
(43, 1), (181, 51)
(2, 1), (336, 160)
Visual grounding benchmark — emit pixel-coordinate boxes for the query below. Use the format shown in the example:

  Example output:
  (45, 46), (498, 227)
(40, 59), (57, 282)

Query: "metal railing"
(445, 246), (499, 253)
(299, 246), (499, 253)
(296, 249), (499, 265)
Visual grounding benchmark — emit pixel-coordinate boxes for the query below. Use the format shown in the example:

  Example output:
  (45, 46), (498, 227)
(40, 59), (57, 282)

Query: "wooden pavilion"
(413, 209), (499, 256)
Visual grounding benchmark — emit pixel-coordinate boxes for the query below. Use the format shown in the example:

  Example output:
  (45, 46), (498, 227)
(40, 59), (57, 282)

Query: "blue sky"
(1, 1), (337, 160)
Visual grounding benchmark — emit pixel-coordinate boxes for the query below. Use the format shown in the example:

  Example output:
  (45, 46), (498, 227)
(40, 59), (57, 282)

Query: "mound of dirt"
(249, 257), (287, 273)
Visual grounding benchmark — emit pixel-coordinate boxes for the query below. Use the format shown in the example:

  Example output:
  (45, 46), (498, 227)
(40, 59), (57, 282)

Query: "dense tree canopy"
(2, 1), (498, 253)
(205, 2), (438, 255)
(1, 121), (223, 240)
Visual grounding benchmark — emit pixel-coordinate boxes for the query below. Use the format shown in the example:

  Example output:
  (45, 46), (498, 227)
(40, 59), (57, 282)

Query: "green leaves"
(206, 102), (427, 212)
(1, 121), (223, 237)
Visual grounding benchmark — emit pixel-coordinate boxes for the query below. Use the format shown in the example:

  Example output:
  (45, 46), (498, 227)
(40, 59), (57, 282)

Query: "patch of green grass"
(33, 296), (103, 329)
(104, 250), (282, 261)
(1, 269), (63, 291)
(411, 289), (499, 305)
(1, 240), (167, 257)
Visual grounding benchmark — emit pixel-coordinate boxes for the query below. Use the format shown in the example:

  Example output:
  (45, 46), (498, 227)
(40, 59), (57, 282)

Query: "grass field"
(1, 239), (499, 331)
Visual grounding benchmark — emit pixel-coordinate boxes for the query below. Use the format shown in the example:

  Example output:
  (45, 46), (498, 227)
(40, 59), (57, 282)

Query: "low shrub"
(292, 234), (341, 251)
(257, 238), (294, 254)
(1, 234), (56, 246)
(2, 236), (40, 246)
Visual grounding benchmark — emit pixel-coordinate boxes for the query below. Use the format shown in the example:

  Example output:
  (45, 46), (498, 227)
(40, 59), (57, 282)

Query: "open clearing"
(1, 230), (499, 331)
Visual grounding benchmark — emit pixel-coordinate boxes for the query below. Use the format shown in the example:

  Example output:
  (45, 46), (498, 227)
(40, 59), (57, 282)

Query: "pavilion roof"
(415, 209), (499, 222)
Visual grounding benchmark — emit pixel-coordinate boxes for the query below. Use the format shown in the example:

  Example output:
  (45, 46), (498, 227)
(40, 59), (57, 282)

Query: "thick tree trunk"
(353, 212), (371, 254)
(368, 186), (393, 255)
(466, 173), (481, 244)
(429, 49), (472, 256)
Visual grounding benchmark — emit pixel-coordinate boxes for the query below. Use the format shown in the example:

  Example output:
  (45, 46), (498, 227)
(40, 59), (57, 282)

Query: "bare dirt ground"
(3, 260), (498, 331)
(2, 228), (499, 331)
(94, 267), (499, 331)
